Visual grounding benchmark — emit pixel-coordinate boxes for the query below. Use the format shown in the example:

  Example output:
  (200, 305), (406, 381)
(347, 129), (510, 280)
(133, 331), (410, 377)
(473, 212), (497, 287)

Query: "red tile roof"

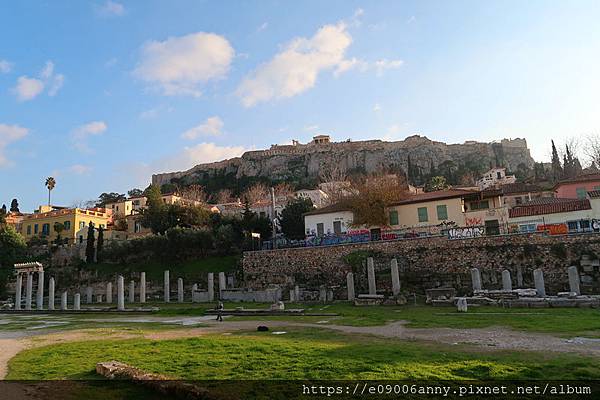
(552, 173), (600, 189)
(509, 198), (591, 218)
(389, 189), (477, 206)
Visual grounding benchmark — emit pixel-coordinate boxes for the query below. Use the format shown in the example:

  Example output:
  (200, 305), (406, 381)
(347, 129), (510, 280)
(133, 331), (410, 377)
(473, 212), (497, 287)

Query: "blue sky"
(1, 0), (600, 212)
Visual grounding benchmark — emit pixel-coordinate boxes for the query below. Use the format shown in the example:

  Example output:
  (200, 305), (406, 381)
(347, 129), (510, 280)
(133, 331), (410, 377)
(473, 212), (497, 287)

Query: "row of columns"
(346, 257), (402, 301)
(164, 271), (223, 303)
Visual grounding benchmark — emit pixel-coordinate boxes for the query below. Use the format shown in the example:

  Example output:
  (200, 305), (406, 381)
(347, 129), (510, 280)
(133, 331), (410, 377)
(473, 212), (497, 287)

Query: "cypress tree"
(85, 223), (95, 263)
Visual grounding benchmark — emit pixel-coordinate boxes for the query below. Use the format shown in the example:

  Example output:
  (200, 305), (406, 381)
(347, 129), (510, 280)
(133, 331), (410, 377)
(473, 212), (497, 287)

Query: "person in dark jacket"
(216, 301), (224, 322)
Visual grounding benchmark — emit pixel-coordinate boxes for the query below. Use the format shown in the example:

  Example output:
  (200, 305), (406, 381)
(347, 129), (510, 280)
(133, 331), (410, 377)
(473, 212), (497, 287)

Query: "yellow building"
(22, 206), (110, 244)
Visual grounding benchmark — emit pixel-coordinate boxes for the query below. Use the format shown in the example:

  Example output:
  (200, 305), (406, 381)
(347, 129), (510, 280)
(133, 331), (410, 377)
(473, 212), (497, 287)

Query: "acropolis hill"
(152, 135), (535, 187)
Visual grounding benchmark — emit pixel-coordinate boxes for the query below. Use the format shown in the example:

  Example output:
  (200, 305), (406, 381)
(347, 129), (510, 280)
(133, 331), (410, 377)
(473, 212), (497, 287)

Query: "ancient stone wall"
(242, 233), (600, 297)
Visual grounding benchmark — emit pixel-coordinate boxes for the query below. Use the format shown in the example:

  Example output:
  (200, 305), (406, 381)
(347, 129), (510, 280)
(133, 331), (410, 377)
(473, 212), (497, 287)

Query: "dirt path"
(2, 319), (600, 380)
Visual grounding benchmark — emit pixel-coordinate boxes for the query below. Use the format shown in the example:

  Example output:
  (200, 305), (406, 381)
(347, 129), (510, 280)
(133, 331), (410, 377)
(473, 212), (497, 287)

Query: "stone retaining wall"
(242, 233), (600, 297)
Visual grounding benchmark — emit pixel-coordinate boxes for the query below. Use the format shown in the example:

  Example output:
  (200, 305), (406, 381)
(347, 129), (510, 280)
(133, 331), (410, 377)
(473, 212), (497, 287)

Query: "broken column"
(533, 269), (546, 297)
(86, 287), (93, 304)
(178, 278), (184, 303)
(367, 257), (376, 295)
(74, 293), (81, 311)
(470, 268), (482, 292)
(140, 272), (146, 303)
(117, 275), (125, 311)
(164, 270), (170, 303)
(516, 266), (523, 287)
(390, 259), (401, 296)
(456, 297), (468, 312)
(207, 273), (214, 301)
(501, 269), (512, 291)
(218, 272), (226, 295)
(319, 286), (327, 303)
(191, 283), (198, 302)
(106, 282), (113, 303)
(36, 270), (44, 310)
(346, 272), (355, 301)
(25, 272), (33, 310)
(61, 291), (68, 310)
(15, 273), (22, 310)
(129, 280), (135, 303)
(568, 266), (581, 295)
(294, 285), (300, 302)
(48, 277), (55, 310)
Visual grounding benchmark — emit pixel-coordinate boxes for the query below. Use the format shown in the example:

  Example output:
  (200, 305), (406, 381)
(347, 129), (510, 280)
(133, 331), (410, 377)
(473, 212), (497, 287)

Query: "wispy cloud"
(181, 116), (224, 140)
(374, 59), (404, 76)
(0, 123), (28, 167)
(0, 59), (12, 73)
(96, 0), (126, 17)
(257, 22), (268, 32)
(71, 121), (107, 152)
(69, 164), (92, 175)
(12, 60), (64, 101)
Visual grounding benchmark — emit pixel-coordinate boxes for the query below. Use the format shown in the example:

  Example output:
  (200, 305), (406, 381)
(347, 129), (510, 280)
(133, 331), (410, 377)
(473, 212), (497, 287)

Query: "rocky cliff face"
(152, 135), (534, 187)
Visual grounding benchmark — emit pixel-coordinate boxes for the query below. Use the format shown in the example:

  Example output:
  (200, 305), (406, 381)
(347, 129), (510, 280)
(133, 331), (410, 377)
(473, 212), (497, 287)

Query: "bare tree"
(319, 161), (347, 183)
(180, 184), (208, 202)
(274, 182), (294, 199)
(585, 134), (600, 169)
(243, 183), (269, 204)
(212, 189), (233, 204)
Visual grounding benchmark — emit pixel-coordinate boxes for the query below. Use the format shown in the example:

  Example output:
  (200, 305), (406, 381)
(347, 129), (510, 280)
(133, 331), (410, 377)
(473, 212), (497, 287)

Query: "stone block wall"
(242, 233), (600, 297)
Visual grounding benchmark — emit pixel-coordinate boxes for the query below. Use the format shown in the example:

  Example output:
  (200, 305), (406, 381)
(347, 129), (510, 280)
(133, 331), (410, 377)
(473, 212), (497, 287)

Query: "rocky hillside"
(152, 135), (535, 190)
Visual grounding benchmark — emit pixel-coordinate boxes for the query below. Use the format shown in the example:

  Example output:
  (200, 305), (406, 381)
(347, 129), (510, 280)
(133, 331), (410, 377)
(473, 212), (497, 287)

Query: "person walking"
(216, 301), (224, 322)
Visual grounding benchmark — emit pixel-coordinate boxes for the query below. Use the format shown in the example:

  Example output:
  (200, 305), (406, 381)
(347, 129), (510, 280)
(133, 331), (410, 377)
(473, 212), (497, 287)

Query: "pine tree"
(9, 199), (19, 213)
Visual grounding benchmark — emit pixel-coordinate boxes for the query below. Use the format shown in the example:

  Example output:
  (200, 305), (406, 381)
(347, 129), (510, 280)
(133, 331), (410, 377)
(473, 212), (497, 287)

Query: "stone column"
(74, 293), (81, 311)
(191, 284), (198, 303)
(294, 285), (300, 302)
(15, 273), (22, 310)
(86, 287), (93, 304)
(36, 271), (44, 310)
(48, 277), (55, 310)
(117, 275), (125, 311)
(319, 286), (327, 303)
(106, 282), (113, 304)
(207, 273), (214, 301)
(129, 281), (135, 303)
(24, 272), (33, 310)
(164, 270), (170, 303)
(568, 266), (581, 295)
(96, 294), (103, 303)
(61, 291), (68, 311)
(178, 278), (184, 303)
(533, 269), (546, 297)
(367, 257), (376, 295)
(501, 270), (512, 291)
(140, 272), (146, 303)
(390, 259), (401, 296)
(470, 268), (482, 292)
(516, 266), (523, 288)
(456, 298), (468, 312)
(218, 272), (226, 295)
(346, 272), (355, 301)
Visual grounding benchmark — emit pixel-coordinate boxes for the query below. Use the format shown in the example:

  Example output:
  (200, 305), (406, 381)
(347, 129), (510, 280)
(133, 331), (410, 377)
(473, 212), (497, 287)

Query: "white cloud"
(257, 22), (268, 32)
(0, 60), (12, 73)
(104, 57), (118, 68)
(97, 0), (125, 17)
(181, 116), (224, 140)
(304, 124), (320, 132)
(236, 22), (354, 107)
(139, 105), (173, 120)
(374, 59), (404, 76)
(134, 32), (234, 97)
(373, 103), (381, 112)
(407, 16), (416, 24)
(0, 124), (28, 167)
(333, 57), (368, 77)
(13, 76), (44, 101)
(12, 60), (65, 101)
(69, 164), (92, 175)
(72, 121), (107, 152)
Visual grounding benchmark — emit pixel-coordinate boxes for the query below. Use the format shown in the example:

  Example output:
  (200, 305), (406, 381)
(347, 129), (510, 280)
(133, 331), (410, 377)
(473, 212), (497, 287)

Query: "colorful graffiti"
(465, 217), (483, 226)
(448, 227), (485, 239)
(536, 223), (568, 235)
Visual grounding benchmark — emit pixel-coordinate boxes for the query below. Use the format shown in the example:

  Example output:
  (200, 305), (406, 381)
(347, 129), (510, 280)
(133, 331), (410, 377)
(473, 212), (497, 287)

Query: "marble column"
(367, 257), (376, 295)
(36, 271), (44, 310)
(15, 273), (22, 310)
(61, 291), (68, 310)
(129, 280), (135, 303)
(501, 270), (512, 291)
(164, 270), (170, 303)
(294, 285), (300, 302)
(346, 272), (355, 301)
(470, 268), (482, 292)
(207, 273), (214, 301)
(106, 282), (113, 303)
(96, 294), (103, 303)
(117, 275), (125, 311)
(516, 266), (524, 287)
(456, 297), (468, 312)
(48, 277), (55, 311)
(25, 272), (33, 310)
(534, 269), (546, 297)
(139, 272), (146, 303)
(319, 286), (327, 303)
(218, 272), (226, 295)
(74, 293), (81, 311)
(568, 266), (581, 295)
(191, 283), (198, 303)
(86, 287), (93, 304)
(177, 278), (184, 303)
(390, 259), (401, 296)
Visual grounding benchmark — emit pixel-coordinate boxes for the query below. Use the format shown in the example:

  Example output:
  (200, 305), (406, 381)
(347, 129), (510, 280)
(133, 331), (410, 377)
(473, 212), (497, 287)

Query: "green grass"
(7, 328), (600, 381)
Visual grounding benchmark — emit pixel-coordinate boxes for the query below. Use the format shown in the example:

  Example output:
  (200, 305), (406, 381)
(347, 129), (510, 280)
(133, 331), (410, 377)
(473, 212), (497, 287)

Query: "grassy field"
(7, 327), (600, 381)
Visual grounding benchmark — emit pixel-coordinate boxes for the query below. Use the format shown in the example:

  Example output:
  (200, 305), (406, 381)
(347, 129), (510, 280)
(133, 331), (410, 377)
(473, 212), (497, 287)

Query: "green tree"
(97, 226), (104, 262)
(551, 140), (563, 182)
(9, 199), (19, 213)
(0, 224), (27, 268)
(85, 223), (95, 263)
(279, 197), (314, 240)
(425, 176), (449, 192)
(45, 177), (56, 205)
(127, 188), (144, 198)
(140, 185), (168, 234)
(96, 192), (126, 207)
(53, 222), (65, 245)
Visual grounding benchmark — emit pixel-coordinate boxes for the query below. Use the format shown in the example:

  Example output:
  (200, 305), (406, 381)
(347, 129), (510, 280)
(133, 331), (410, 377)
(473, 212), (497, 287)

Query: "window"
(26, 225), (31, 235)
(515, 196), (522, 205)
(79, 221), (85, 229)
(471, 200), (490, 210)
(42, 223), (50, 235)
(34, 224), (39, 234)
(333, 221), (342, 235)
(436, 205), (448, 220)
(519, 223), (537, 233)
(389, 210), (399, 225)
(64, 221), (70, 230)
(316, 223), (324, 236)
(567, 221), (579, 232)
(133, 200), (140, 206)
(594, 186), (600, 191)
(116, 206), (119, 211)
(576, 187), (586, 199)
(496, 171), (502, 179)
(417, 207), (428, 222)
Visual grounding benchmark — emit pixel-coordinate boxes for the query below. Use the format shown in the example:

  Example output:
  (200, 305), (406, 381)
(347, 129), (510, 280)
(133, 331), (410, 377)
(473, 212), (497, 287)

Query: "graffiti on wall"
(448, 227), (485, 239)
(536, 224), (568, 235)
(465, 217), (483, 226)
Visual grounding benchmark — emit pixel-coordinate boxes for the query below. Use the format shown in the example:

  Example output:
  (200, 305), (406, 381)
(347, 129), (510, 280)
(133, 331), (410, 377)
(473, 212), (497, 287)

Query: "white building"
(294, 189), (329, 208)
(476, 167), (516, 190)
(303, 203), (354, 236)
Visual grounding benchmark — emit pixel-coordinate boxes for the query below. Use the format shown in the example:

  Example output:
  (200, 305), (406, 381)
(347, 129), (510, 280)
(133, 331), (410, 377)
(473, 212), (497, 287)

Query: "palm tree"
(45, 177), (56, 205)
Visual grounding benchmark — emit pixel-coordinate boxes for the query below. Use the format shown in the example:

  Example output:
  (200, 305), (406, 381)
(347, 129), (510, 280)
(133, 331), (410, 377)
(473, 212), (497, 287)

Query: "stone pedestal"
(178, 278), (184, 303)
(61, 291), (68, 311)
(367, 257), (376, 295)
(390, 259), (401, 296)
(534, 269), (546, 297)
(74, 293), (81, 311)
(501, 270), (512, 291)
(568, 266), (581, 295)
(15, 274), (22, 311)
(48, 278), (55, 311)
(140, 272), (146, 303)
(117, 275), (125, 311)
(106, 282), (113, 304)
(207, 273), (214, 301)
(36, 271), (44, 310)
(164, 270), (170, 303)
(470, 268), (482, 292)
(129, 281), (135, 303)
(96, 294), (103, 303)
(86, 287), (93, 304)
(25, 272), (33, 310)
(346, 272), (355, 301)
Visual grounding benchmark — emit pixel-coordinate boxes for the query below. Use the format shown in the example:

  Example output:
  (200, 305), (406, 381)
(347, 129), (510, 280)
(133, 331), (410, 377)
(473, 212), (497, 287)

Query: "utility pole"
(271, 186), (277, 249)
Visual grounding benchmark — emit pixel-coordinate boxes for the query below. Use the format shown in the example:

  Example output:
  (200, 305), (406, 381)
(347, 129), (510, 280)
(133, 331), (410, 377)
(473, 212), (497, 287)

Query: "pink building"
(553, 174), (600, 199)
